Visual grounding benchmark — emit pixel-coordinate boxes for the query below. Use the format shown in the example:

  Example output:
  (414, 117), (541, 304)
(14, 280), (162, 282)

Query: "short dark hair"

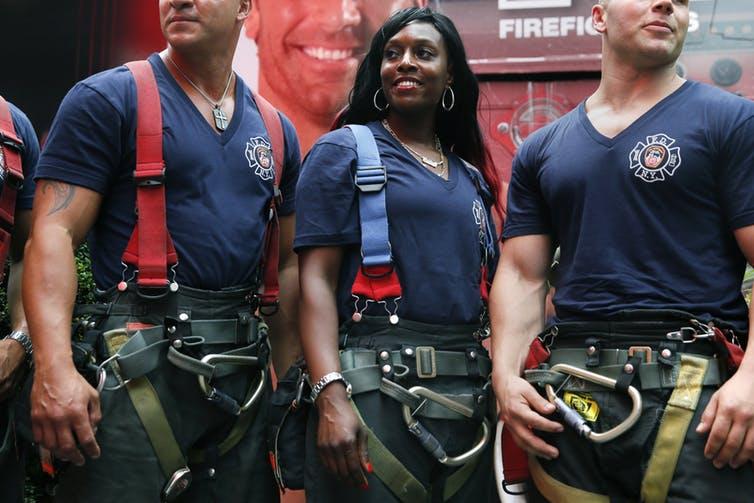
(336, 7), (503, 219)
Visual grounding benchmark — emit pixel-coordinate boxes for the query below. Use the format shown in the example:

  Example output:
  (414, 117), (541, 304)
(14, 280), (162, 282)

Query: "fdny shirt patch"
(245, 136), (274, 181)
(628, 133), (681, 183)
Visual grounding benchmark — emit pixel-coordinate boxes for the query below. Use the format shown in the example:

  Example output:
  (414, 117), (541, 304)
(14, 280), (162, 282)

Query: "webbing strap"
(254, 92), (286, 308)
(125, 377), (186, 478)
(122, 61), (178, 289)
(347, 124), (402, 302)
(348, 125), (390, 267)
(529, 456), (609, 503)
(351, 403), (426, 502)
(640, 354), (709, 503)
(442, 451), (481, 500)
(0, 96), (24, 281)
(188, 378), (262, 464)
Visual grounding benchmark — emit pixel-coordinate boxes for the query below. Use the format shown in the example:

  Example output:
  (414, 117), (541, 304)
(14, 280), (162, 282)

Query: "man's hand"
(494, 371), (563, 460)
(0, 338), (26, 401)
(696, 368), (754, 469)
(30, 365), (102, 466)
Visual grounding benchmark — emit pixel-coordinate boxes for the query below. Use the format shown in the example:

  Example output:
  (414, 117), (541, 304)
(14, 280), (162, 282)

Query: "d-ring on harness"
(544, 363), (642, 443)
(401, 385), (491, 466)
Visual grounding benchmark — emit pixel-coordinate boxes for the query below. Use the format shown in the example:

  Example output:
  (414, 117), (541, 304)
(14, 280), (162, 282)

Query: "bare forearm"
(23, 228), (78, 372)
(267, 263), (301, 373)
(299, 276), (341, 383)
(6, 259), (27, 333)
(490, 268), (548, 376)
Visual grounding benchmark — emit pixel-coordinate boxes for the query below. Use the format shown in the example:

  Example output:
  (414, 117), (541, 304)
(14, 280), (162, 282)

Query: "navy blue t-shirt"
(294, 121), (496, 325)
(37, 54), (300, 290)
(5, 101), (38, 211)
(504, 81), (754, 330)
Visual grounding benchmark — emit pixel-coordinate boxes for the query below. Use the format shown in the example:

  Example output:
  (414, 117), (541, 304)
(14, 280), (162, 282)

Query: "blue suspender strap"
(347, 125), (392, 268)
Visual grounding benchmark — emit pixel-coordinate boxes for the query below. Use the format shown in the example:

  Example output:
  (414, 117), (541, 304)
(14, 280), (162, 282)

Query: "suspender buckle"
(0, 129), (23, 152)
(415, 346), (437, 378)
(354, 165), (387, 192)
(133, 163), (166, 186)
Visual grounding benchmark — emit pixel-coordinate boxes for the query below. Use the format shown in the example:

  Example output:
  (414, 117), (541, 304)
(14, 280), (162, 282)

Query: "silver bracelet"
(5, 330), (32, 367)
(309, 371), (352, 404)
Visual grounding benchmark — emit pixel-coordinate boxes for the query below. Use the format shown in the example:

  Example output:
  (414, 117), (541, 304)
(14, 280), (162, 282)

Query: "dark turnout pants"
(531, 386), (754, 503)
(22, 285), (278, 503)
(529, 321), (754, 503)
(0, 401), (26, 503)
(305, 317), (497, 503)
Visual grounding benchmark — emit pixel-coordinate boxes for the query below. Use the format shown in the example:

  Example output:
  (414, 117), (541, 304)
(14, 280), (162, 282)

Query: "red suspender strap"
(0, 96), (24, 281)
(121, 61), (178, 289)
(253, 92), (285, 308)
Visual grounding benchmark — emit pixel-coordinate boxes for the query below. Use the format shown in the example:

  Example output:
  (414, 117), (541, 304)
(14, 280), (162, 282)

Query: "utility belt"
(517, 312), (744, 503)
(269, 316), (493, 501)
(524, 313), (739, 445)
(72, 282), (269, 502)
(343, 317), (492, 502)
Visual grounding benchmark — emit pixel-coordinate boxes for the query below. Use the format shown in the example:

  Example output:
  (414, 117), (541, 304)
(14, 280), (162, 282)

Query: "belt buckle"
(627, 346), (653, 363)
(415, 346), (437, 378)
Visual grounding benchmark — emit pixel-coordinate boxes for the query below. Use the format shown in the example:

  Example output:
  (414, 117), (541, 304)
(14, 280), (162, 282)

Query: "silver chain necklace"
(166, 55), (234, 131)
(381, 120), (446, 177)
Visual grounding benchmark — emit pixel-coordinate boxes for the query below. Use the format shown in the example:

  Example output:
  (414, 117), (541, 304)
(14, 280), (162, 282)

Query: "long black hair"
(335, 7), (503, 220)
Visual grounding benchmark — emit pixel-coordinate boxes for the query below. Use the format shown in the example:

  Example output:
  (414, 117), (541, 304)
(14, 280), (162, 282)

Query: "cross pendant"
(212, 107), (229, 131)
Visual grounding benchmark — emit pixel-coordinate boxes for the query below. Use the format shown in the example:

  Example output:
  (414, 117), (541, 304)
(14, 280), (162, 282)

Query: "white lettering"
(688, 11), (699, 32)
(542, 17), (559, 37)
(560, 16), (576, 37)
(584, 16), (598, 35)
(523, 18), (542, 38)
(499, 15), (600, 39)
(500, 18), (516, 39)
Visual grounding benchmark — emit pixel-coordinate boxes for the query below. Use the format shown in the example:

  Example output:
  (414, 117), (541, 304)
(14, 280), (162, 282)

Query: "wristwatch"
(310, 371), (352, 404)
(5, 330), (33, 367)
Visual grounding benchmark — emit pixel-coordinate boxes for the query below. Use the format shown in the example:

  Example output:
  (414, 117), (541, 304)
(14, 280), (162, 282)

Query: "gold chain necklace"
(381, 120), (447, 178)
(166, 55), (234, 131)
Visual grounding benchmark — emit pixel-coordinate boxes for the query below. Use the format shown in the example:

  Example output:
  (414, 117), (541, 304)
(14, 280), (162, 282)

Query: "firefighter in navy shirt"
(0, 98), (38, 503)
(22, 1), (300, 501)
(492, 0), (754, 501)
(296, 8), (503, 502)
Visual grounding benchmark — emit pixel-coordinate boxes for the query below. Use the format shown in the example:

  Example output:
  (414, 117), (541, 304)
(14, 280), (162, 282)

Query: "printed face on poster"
(233, 0), (426, 153)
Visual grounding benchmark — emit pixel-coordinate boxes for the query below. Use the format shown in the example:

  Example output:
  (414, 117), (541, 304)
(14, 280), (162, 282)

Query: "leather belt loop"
(615, 355), (642, 393)
(377, 346), (395, 379)
(585, 337), (601, 368)
(465, 348), (480, 378)
(237, 310), (256, 345)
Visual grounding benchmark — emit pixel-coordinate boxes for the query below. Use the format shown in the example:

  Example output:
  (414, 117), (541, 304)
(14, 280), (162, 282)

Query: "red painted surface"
(441, 0), (754, 179)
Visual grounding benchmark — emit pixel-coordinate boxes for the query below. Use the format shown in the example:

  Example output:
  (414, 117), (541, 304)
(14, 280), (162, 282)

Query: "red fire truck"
(441, 0), (754, 179)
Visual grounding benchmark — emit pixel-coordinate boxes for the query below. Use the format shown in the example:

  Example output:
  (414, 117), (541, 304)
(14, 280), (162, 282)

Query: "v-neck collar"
(149, 53), (244, 145)
(578, 80), (693, 147)
(374, 121), (459, 191)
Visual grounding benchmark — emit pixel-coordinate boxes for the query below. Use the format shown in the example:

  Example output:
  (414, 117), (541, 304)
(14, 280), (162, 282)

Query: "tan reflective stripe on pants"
(641, 354), (710, 503)
(126, 377), (186, 478)
(529, 455), (609, 503)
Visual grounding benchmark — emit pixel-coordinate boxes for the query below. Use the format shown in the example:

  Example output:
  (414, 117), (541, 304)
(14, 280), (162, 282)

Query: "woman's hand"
(315, 383), (371, 488)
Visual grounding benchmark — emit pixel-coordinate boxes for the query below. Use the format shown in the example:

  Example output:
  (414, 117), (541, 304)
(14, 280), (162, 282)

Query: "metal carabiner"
(197, 354), (266, 415)
(96, 353), (132, 392)
(544, 363), (642, 443)
(666, 319), (715, 343)
(401, 386), (491, 466)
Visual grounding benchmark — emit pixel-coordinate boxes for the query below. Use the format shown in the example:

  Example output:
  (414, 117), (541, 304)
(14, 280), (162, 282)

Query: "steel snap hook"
(544, 363), (642, 443)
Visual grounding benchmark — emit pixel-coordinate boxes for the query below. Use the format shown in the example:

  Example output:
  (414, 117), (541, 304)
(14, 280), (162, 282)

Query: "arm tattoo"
(41, 180), (76, 216)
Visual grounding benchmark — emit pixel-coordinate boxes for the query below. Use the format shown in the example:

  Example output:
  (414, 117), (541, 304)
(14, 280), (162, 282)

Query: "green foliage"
(74, 245), (97, 305)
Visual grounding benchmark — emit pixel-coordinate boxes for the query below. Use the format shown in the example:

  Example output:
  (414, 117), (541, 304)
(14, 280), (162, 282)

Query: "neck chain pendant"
(212, 106), (229, 131)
